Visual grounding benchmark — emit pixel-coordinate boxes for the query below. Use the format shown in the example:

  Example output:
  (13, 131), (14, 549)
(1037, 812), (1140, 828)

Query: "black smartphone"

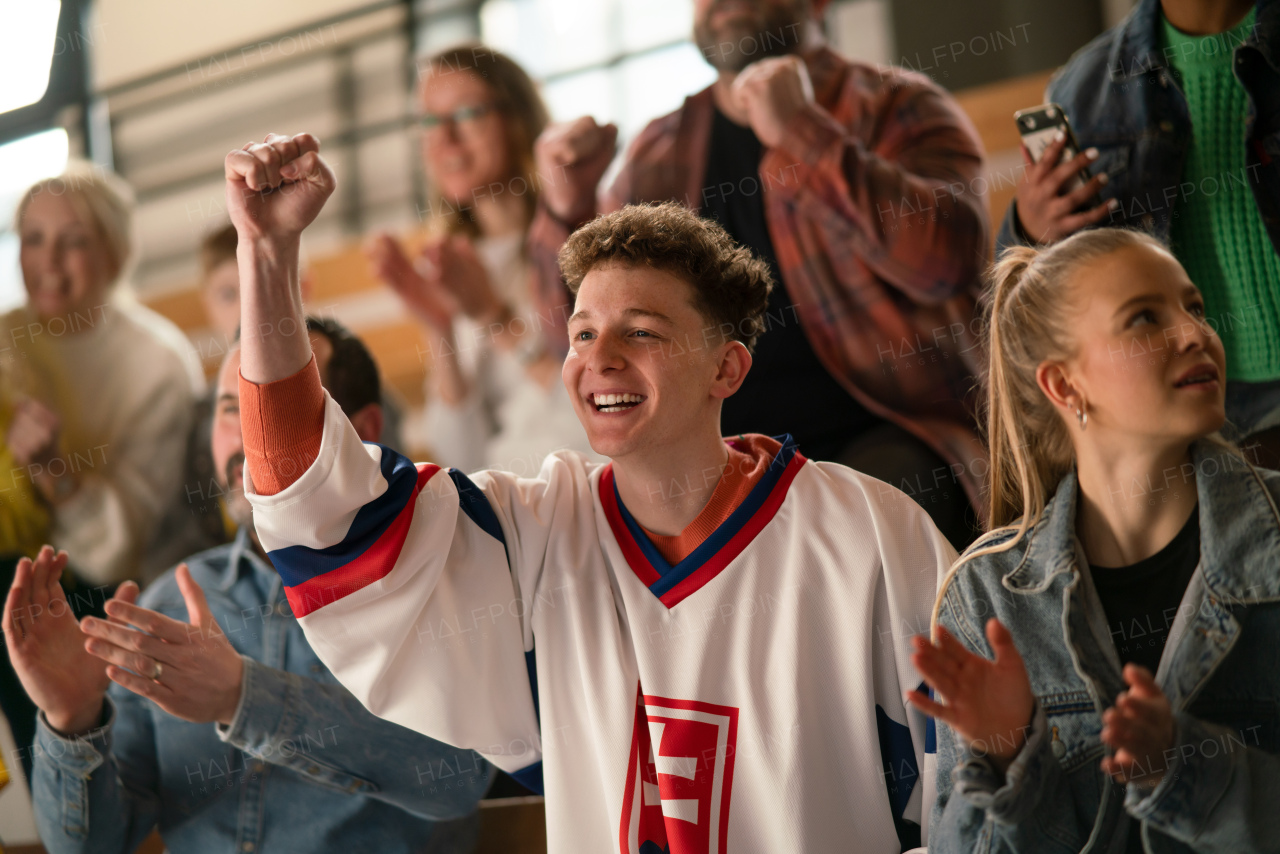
(1014, 103), (1090, 193)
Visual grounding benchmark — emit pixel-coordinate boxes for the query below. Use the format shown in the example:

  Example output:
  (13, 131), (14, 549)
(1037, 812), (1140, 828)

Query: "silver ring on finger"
(151, 661), (163, 683)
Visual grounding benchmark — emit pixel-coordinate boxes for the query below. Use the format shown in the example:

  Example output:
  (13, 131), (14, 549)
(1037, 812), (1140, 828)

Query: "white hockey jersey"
(248, 393), (953, 853)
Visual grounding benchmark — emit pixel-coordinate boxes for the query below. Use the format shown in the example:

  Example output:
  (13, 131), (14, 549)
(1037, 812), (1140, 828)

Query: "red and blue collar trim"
(599, 435), (806, 608)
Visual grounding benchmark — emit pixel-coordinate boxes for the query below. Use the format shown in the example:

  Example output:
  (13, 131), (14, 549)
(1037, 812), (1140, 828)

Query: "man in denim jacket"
(997, 0), (1280, 449)
(931, 441), (1280, 853)
(12, 319), (489, 853)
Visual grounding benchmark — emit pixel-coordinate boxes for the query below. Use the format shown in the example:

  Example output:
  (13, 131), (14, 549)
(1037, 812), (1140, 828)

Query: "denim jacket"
(930, 440), (1280, 853)
(996, 0), (1280, 254)
(31, 529), (491, 854)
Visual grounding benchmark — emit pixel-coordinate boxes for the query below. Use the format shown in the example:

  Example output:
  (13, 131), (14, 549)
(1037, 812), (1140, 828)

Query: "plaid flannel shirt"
(529, 46), (991, 515)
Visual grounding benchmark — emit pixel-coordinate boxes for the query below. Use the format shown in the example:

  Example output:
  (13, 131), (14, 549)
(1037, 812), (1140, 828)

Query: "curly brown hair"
(558, 202), (774, 352)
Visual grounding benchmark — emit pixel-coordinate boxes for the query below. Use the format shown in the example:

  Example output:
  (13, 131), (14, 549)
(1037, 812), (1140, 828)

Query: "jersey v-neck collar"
(599, 436), (806, 608)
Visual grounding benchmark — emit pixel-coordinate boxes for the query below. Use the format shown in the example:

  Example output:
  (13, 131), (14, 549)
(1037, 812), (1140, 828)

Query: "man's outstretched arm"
(224, 134), (546, 774)
(225, 133), (335, 494)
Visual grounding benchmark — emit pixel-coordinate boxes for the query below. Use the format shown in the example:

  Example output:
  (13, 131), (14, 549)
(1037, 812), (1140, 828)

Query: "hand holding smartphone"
(1011, 103), (1115, 243)
(1015, 103), (1091, 192)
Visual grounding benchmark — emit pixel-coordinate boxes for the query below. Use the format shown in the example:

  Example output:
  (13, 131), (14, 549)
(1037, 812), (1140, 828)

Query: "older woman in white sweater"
(5, 161), (203, 586)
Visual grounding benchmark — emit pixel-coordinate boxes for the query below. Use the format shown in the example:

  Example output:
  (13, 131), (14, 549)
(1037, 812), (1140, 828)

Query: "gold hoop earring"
(1076, 407), (1088, 431)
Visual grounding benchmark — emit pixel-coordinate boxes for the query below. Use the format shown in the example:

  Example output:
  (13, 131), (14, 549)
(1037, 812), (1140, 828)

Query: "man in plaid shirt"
(527, 0), (990, 548)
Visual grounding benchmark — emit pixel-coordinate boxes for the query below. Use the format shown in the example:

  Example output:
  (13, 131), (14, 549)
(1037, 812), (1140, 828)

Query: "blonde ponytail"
(931, 228), (1171, 638)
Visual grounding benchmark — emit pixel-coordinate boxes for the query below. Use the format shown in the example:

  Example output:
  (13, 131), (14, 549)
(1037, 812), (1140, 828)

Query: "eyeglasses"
(418, 103), (499, 133)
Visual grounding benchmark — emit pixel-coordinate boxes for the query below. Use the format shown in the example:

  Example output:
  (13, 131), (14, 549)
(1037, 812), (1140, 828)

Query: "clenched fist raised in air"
(224, 133), (336, 244)
(731, 55), (815, 150)
(224, 133), (336, 385)
(534, 117), (618, 226)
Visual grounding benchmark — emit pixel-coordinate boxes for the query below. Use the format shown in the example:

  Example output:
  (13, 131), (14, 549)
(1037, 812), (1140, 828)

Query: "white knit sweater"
(2, 299), (201, 583)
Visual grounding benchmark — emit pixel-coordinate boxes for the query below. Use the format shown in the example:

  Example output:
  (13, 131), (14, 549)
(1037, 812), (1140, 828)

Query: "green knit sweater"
(1163, 8), (1280, 382)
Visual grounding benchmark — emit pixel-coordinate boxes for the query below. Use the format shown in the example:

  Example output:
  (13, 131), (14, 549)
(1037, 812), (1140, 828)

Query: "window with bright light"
(480, 0), (716, 138)
(0, 0), (63, 115)
(0, 128), (71, 312)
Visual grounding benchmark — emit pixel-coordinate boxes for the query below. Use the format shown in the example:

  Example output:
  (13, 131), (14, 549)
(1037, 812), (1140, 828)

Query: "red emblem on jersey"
(619, 688), (739, 854)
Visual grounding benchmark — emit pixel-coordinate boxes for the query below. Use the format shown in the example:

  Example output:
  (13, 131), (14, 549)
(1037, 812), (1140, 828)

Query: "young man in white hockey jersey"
(224, 133), (953, 853)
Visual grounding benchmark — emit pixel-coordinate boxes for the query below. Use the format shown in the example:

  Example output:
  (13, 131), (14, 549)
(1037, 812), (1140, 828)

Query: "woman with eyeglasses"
(367, 44), (599, 473)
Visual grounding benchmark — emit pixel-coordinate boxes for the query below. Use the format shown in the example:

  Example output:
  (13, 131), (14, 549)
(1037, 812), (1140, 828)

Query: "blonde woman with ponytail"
(906, 229), (1280, 854)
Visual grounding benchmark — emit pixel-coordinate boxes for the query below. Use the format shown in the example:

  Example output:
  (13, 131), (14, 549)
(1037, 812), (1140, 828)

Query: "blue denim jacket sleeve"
(932, 700), (1073, 852)
(929, 594), (1081, 854)
(216, 655), (489, 821)
(30, 694), (161, 854)
(1126, 711), (1280, 852)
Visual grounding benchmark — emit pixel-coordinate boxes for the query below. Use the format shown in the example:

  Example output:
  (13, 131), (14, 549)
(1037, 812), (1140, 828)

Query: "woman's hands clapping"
(1100, 664), (1176, 787)
(907, 619), (1036, 773)
(366, 233), (506, 335)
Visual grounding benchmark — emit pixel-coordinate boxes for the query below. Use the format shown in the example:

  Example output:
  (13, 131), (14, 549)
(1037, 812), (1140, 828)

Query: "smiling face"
(418, 68), (513, 204)
(1049, 243), (1226, 446)
(19, 191), (116, 322)
(562, 263), (750, 461)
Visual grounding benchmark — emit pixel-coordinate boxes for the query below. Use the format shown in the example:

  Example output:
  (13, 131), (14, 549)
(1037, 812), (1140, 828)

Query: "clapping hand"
(80, 564), (245, 726)
(1100, 664), (1175, 787)
(907, 619), (1036, 772)
(3, 546), (139, 736)
(424, 234), (505, 324)
(369, 233), (506, 334)
(6, 399), (60, 470)
(367, 233), (459, 334)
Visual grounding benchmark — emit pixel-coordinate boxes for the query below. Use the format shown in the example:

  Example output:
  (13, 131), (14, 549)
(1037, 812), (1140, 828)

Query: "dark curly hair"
(557, 202), (774, 352)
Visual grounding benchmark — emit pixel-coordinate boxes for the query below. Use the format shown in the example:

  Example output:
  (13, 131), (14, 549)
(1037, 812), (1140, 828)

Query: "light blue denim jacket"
(930, 440), (1280, 853)
(30, 529), (491, 853)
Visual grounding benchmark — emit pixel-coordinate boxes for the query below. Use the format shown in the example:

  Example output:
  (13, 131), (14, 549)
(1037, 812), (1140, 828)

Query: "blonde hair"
(931, 228), (1173, 635)
(417, 43), (549, 237)
(14, 159), (136, 285)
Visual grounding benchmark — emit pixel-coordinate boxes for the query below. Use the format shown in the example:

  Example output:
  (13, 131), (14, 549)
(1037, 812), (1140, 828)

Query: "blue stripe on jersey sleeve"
(525, 648), (540, 725)
(875, 703), (920, 820)
(921, 683), (937, 754)
(447, 469), (507, 545)
(272, 443), (419, 587)
(447, 469), (545, 747)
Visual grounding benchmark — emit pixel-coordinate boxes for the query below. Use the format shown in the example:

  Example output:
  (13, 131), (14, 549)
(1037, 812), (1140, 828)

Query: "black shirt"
(1088, 504), (1199, 854)
(700, 107), (878, 461)
(1088, 504), (1201, 677)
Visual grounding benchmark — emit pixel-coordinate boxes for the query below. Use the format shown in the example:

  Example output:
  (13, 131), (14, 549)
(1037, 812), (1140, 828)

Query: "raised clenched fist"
(534, 117), (618, 225)
(731, 56), (815, 150)
(224, 133), (337, 245)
